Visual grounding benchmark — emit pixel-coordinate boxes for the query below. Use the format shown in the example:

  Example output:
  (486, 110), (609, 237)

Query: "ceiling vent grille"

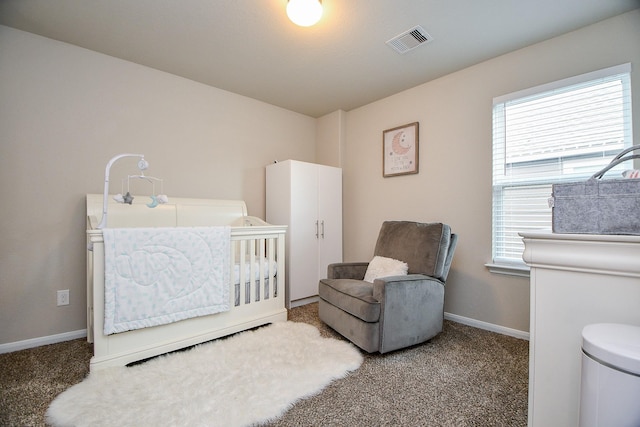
(386, 25), (433, 54)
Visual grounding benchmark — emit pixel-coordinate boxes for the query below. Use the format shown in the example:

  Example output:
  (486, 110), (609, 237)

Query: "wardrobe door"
(316, 165), (342, 283)
(288, 161), (320, 302)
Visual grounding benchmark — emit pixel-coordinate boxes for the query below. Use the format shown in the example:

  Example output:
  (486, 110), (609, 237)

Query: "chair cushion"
(318, 278), (380, 322)
(318, 299), (380, 353)
(374, 221), (451, 281)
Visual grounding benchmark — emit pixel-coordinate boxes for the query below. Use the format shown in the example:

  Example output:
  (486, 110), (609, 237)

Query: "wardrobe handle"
(315, 220), (319, 239)
(321, 220), (325, 239)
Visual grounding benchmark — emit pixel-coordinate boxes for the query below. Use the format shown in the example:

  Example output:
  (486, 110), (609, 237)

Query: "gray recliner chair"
(318, 221), (457, 353)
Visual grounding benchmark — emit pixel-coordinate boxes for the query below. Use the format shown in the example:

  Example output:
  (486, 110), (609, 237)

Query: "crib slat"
(267, 237), (275, 298)
(239, 239), (246, 305)
(258, 238), (266, 300)
(249, 238), (256, 303)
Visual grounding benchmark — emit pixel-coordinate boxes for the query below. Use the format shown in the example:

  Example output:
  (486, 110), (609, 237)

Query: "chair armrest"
(327, 262), (369, 280)
(372, 274), (444, 299)
(372, 274), (445, 353)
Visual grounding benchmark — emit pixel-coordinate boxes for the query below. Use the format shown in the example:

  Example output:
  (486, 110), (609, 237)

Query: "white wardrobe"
(266, 160), (342, 307)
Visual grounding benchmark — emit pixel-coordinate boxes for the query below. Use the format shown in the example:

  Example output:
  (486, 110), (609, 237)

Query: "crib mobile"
(97, 153), (169, 229)
(114, 174), (167, 208)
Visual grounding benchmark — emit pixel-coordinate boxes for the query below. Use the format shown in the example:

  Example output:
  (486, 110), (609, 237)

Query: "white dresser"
(521, 231), (640, 427)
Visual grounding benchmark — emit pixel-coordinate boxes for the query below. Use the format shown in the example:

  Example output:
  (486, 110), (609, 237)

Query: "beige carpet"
(0, 303), (529, 426)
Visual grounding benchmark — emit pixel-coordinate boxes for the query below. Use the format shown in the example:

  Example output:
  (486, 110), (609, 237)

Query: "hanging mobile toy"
(146, 195), (158, 208)
(99, 154), (169, 228)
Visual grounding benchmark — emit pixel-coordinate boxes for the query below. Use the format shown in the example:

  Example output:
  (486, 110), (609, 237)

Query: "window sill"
(485, 262), (530, 278)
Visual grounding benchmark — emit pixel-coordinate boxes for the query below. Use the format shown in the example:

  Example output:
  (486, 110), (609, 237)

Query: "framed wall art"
(382, 122), (419, 177)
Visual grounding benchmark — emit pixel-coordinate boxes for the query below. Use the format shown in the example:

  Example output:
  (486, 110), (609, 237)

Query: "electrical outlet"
(57, 289), (70, 306)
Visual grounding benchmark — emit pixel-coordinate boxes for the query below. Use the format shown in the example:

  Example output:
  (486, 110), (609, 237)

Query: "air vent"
(386, 25), (433, 54)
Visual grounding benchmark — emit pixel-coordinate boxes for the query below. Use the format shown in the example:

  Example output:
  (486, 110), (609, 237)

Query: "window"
(491, 64), (633, 269)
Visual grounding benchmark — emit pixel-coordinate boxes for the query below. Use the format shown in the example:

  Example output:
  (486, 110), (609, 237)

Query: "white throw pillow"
(363, 256), (408, 283)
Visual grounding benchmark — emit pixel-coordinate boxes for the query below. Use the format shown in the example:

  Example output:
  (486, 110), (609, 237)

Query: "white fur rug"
(46, 322), (363, 427)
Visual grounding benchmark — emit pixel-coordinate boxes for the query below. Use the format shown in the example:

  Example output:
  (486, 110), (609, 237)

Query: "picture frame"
(382, 122), (419, 177)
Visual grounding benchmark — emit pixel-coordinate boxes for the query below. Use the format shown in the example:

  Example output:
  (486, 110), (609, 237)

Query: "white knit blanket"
(102, 227), (230, 335)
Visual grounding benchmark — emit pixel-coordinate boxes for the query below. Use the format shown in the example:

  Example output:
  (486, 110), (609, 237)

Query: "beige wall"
(342, 10), (640, 333)
(0, 26), (316, 345)
(316, 109), (346, 168)
(1, 9), (639, 346)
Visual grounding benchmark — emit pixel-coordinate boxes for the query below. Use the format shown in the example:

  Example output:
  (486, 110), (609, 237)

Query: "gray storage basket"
(551, 145), (640, 235)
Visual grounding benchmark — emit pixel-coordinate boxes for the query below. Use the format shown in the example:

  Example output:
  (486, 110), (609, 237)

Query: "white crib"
(86, 194), (287, 371)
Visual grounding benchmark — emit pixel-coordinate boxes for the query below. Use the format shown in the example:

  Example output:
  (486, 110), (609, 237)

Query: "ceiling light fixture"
(287, 0), (323, 27)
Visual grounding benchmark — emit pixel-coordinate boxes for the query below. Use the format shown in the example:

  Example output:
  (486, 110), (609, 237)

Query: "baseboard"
(289, 295), (319, 308)
(0, 329), (87, 354)
(444, 312), (530, 341)
(0, 314), (527, 354)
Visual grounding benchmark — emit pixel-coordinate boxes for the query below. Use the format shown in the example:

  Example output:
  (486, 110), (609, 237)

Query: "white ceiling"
(1, 0), (637, 117)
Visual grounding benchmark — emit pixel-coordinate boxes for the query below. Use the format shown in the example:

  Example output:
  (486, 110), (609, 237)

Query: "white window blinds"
(492, 64), (633, 264)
